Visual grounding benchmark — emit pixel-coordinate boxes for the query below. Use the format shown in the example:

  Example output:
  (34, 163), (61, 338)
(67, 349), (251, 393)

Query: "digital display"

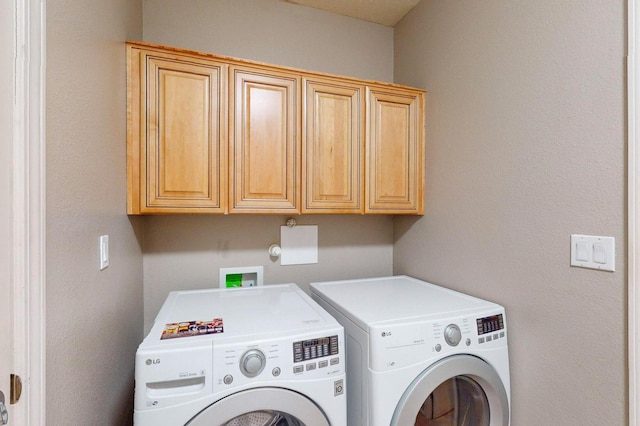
(476, 314), (504, 336)
(293, 335), (339, 363)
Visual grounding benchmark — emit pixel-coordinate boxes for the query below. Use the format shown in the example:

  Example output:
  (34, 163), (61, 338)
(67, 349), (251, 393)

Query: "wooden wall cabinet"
(127, 42), (425, 215)
(127, 46), (227, 214)
(229, 66), (300, 213)
(302, 77), (364, 213)
(366, 86), (424, 214)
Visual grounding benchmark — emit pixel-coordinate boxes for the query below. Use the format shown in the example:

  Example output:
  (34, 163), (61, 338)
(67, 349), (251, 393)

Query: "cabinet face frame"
(302, 77), (365, 214)
(127, 45), (228, 214)
(365, 86), (425, 215)
(229, 65), (301, 214)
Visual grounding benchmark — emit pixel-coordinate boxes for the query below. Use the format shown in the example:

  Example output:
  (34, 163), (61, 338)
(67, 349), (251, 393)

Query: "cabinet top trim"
(126, 40), (426, 94)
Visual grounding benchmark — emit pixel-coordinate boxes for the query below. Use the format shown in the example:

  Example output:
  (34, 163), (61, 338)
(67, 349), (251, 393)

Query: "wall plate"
(570, 234), (615, 272)
(99, 235), (109, 270)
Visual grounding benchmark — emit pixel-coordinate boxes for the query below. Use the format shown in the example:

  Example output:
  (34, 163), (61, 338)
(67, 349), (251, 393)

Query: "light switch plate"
(570, 234), (615, 272)
(99, 235), (109, 270)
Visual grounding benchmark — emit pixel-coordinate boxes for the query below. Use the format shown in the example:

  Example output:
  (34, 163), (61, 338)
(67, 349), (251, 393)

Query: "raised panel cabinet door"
(366, 87), (425, 214)
(230, 66), (300, 213)
(302, 78), (364, 213)
(128, 46), (227, 213)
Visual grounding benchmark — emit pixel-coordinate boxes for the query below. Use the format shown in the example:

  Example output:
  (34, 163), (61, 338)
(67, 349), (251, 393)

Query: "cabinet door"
(128, 48), (227, 214)
(302, 78), (364, 213)
(366, 87), (424, 214)
(229, 66), (300, 213)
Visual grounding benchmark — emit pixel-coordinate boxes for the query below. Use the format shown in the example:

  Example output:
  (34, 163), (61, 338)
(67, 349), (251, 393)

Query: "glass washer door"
(186, 387), (331, 426)
(391, 355), (509, 426)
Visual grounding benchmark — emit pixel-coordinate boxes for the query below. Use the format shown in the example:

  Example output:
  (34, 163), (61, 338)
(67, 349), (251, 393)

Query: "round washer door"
(391, 355), (509, 426)
(186, 387), (330, 426)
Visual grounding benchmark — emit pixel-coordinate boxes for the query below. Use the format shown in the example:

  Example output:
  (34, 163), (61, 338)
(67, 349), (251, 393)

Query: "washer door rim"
(185, 387), (331, 426)
(391, 354), (509, 426)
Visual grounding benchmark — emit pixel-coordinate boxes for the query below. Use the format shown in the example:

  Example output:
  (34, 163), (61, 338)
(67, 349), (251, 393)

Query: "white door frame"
(630, 0), (640, 424)
(12, 0), (46, 423)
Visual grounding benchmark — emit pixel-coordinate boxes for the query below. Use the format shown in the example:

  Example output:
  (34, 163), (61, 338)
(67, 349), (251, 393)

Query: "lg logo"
(146, 359), (160, 366)
(381, 331), (392, 337)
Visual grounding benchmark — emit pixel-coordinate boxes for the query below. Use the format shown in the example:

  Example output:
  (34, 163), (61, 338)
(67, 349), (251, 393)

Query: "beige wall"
(393, 1), (626, 424)
(143, 0), (393, 81)
(141, 0), (395, 330)
(46, 0), (143, 424)
(143, 215), (393, 330)
(42, 0), (628, 423)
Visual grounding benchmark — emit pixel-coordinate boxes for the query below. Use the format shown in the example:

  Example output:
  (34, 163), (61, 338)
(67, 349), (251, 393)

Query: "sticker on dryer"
(161, 318), (224, 339)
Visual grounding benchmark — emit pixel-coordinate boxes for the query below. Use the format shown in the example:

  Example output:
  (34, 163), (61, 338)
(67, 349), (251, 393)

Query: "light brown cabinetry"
(127, 46), (227, 214)
(127, 41), (425, 215)
(302, 77), (364, 213)
(229, 66), (300, 213)
(366, 87), (424, 214)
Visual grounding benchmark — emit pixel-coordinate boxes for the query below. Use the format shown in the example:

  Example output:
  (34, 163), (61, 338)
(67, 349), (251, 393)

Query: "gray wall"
(46, 0), (143, 424)
(141, 0), (396, 331)
(393, 1), (626, 424)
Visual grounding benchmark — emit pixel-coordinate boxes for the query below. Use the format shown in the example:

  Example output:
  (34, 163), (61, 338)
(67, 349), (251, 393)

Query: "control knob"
(444, 324), (462, 346)
(240, 349), (266, 378)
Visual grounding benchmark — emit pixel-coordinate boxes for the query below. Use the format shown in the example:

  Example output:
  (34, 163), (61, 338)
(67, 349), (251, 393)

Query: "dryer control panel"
(369, 309), (507, 372)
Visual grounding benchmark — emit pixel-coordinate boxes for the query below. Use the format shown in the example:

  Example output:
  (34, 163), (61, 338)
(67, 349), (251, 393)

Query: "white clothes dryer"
(134, 284), (346, 426)
(310, 276), (510, 426)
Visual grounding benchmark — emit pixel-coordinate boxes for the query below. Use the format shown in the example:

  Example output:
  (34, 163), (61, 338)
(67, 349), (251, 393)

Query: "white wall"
(46, 0), (143, 424)
(393, 1), (626, 424)
(141, 0), (396, 330)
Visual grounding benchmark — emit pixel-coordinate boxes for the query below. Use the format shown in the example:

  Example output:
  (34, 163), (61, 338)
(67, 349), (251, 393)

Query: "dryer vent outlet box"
(219, 266), (264, 288)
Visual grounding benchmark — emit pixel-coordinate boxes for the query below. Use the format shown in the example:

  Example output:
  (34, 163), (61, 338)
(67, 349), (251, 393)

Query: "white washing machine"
(310, 276), (510, 426)
(134, 284), (346, 425)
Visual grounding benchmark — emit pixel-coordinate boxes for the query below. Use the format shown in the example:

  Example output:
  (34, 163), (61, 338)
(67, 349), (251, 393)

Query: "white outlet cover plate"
(570, 234), (615, 272)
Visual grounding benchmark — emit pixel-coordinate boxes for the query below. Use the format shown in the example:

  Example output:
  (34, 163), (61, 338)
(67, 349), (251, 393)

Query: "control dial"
(240, 349), (266, 378)
(444, 324), (462, 346)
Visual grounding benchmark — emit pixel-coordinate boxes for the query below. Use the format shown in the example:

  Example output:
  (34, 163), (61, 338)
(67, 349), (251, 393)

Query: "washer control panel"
(213, 332), (344, 392)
